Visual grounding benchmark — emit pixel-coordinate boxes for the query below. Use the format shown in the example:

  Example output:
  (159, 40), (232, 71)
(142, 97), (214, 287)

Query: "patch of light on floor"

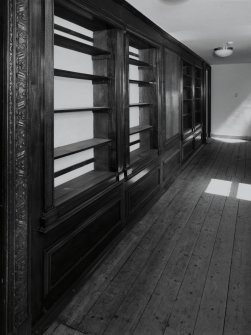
(236, 183), (251, 201)
(212, 137), (247, 144)
(205, 179), (232, 197)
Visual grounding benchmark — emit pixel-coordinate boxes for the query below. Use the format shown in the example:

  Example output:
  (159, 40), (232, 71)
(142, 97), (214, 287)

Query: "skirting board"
(211, 134), (251, 141)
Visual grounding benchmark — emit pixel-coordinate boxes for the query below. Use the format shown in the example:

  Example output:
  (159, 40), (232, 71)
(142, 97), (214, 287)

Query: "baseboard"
(211, 134), (251, 141)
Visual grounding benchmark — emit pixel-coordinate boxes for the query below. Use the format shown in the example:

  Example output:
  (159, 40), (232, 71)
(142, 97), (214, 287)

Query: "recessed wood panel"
(127, 167), (161, 215)
(164, 49), (181, 142)
(182, 138), (194, 161)
(163, 150), (181, 183)
(44, 199), (122, 300)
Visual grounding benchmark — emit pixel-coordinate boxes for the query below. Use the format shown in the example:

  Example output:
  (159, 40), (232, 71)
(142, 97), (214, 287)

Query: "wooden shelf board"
(54, 138), (111, 159)
(54, 69), (109, 83)
(129, 51), (139, 58)
(129, 58), (151, 67)
(54, 158), (95, 178)
(54, 107), (110, 113)
(129, 79), (155, 86)
(129, 103), (152, 108)
(54, 34), (110, 56)
(129, 125), (152, 135)
(54, 170), (116, 206)
(54, 24), (94, 43)
(129, 139), (140, 146)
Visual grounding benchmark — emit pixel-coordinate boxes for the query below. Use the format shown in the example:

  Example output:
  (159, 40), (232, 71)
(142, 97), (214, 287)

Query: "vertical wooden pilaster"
(4, 0), (31, 333)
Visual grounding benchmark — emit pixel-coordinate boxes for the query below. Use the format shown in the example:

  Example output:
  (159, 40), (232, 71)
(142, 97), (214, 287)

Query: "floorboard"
(44, 139), (251, 335)
(223, 140), (251, 335)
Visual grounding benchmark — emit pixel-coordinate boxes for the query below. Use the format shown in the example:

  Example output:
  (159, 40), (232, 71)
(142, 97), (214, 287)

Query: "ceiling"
(126, 0), (251, 65)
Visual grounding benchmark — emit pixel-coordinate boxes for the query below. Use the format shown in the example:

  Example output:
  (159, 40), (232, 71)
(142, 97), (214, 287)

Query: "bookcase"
(194, 66), (203, 129)
(181, 60), (203, 160)
(51, 5), (120, 207)
(126, 34), (159, 174)
(182, 60), (193, 137)
(28, 0), (210, 328)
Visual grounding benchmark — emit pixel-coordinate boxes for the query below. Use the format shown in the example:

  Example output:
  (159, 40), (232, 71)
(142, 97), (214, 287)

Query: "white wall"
(211, 63), (251, 138)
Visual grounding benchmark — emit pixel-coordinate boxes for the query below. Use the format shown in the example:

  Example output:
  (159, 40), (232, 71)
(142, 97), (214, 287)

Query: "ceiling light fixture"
(214, 42), (234, 58)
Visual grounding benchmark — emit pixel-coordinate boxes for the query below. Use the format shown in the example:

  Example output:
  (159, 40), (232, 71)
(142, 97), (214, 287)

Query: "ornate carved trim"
(7, 0), (30, 331)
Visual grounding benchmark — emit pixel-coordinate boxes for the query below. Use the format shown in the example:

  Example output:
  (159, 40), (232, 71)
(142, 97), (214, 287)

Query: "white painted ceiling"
(126, 0), (251, 65)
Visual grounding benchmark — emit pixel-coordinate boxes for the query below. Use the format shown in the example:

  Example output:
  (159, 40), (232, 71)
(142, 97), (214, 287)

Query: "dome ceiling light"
(214, 42), (234, 58)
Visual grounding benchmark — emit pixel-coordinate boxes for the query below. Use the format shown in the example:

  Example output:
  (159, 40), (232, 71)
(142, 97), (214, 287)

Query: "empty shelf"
(129, 79), (155, 86)
(54, 69), (110, 83)
(54, 24), (94, 43)
(129, 103), (152, 107)
(54, 34), (110, 56)
(130, 125), (152, 135)
(54, 158), (95, 178)
(129, 51), (139, 58)
(55, 170), (116, 206)
(54, 138), (112, 159)
(129, 139), (140, 146)
(54, 107), (110, 113)
(129, 58), (151, 67)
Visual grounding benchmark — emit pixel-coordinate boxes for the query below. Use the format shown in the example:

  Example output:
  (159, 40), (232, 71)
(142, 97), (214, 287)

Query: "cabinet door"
(163, 49), (181, 143)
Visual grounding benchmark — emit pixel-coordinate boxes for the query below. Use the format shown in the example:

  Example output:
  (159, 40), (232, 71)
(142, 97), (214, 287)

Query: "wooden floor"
(44, 139), (251, 335)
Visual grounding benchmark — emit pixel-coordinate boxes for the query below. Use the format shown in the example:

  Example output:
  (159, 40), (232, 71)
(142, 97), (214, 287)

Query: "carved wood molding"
(7, 0), (30, 331)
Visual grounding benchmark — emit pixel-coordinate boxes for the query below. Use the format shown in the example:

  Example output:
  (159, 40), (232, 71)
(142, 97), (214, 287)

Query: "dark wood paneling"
(182, 138), (194, 162)
(0, 0), (7, 332)
(127, 167), (161, 216)
(208, 66), (212, 137)
(44, 199), (122, 305)
(162, 150), (181, 184)
(163, 49), (181, 146)
(43, 0), (55, 212)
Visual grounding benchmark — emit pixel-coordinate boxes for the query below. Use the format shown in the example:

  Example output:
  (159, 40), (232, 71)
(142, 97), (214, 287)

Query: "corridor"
(45, 139), (251, 335)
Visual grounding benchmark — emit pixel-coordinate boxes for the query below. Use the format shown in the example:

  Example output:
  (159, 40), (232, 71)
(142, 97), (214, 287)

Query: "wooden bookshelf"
(53, 14), (118, 204)
(181, 61), (203, 160)
(127, 34), (158, 173)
